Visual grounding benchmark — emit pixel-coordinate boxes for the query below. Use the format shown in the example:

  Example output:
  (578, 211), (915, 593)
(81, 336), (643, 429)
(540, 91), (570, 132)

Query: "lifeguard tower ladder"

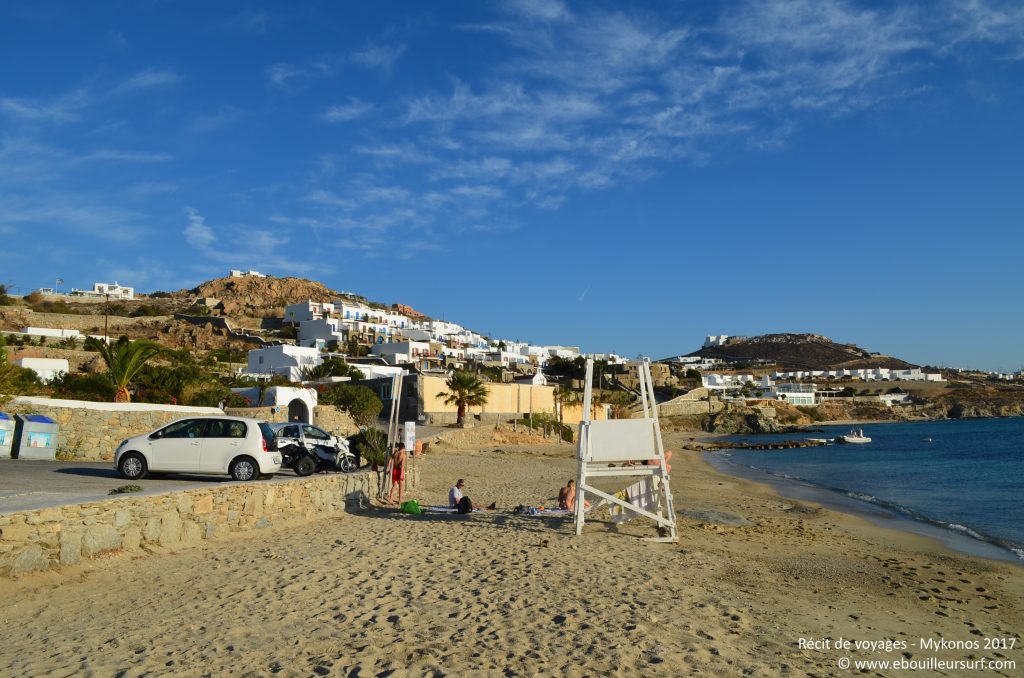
(574, 357), (677, 542)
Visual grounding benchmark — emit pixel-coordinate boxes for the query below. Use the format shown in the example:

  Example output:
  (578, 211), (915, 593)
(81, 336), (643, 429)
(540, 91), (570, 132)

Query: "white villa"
(772, 367), (943, 382)
(245, 345), (321, 381)
(69, 282), (135, 300)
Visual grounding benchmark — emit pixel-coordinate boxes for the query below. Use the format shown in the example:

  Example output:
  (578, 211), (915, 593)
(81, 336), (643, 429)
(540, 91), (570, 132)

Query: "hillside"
(174, 276), (341, 317)
(684, 333), (917, 371)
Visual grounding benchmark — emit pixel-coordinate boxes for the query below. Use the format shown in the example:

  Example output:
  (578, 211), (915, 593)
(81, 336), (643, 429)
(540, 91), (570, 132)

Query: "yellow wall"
(420, 376), (556, 415)
(561, 402), (610, 423)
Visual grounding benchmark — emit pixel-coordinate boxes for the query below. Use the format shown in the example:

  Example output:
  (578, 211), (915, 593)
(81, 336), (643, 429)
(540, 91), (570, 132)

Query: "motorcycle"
(277, 429), (358, 477)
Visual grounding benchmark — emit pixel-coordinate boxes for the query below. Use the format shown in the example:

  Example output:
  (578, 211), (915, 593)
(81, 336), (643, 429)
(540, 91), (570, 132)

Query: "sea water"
(706, 418), (1024, 563)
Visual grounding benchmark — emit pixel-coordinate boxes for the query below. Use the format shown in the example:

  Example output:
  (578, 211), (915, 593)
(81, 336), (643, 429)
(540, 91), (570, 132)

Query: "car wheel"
(339, 456), (355, 473)
(118, 452), (147, 480)
(230, 456), (259, 481)
(293, 455), (316, 477)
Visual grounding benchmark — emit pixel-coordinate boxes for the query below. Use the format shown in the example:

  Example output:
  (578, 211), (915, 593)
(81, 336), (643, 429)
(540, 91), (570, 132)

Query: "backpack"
(457, 496), (473, 514)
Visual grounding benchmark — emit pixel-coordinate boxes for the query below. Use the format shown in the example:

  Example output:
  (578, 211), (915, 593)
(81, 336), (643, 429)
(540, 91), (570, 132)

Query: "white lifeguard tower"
(574, 357), (677, 542)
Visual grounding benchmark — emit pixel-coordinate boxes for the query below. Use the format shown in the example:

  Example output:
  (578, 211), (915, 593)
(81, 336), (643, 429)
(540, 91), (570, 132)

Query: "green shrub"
(351, 428), (389, 467)
(318, 383), (383, 427)
(515, 412), (574, 442)
(131, 304), (165, 317)
(50, 372), (117, 402)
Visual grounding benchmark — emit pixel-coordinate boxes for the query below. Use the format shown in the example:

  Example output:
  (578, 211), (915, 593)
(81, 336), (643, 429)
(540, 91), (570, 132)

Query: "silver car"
(114, 416), (282, 482)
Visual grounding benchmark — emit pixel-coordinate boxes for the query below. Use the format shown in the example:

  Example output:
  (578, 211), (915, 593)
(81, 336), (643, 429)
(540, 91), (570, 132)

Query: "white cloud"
(184, 207), (216, 249)
(351, 43), (407, 73)
(266, 63), (307, 89)
(503, 0), (571, 22)
(0, 89), (89, 123)
(320, 99), (374, 122)
(74, 149), (174, 163)
(114, 68), (183, 93)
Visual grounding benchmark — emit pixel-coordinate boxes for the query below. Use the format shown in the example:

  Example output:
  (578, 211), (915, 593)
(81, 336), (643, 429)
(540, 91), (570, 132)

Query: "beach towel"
(611, 478), (657, 524)
(423, 505), (483, 514)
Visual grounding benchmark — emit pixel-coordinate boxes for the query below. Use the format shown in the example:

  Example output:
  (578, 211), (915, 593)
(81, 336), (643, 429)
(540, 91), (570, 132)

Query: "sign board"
(403, 421), (416, 451)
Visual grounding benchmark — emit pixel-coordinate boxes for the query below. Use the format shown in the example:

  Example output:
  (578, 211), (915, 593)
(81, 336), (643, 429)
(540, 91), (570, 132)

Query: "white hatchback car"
(114, 416), (282, 482)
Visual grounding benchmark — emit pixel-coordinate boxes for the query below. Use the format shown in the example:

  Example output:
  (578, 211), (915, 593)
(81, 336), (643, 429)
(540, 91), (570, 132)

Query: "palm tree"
(440, 370), (489, 428)
(85, 336), (165, 402)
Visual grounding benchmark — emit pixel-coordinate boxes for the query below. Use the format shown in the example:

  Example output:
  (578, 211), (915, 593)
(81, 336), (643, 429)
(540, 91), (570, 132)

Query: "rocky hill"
(685, 333), (917, 371)
(173, 276), (340, 317)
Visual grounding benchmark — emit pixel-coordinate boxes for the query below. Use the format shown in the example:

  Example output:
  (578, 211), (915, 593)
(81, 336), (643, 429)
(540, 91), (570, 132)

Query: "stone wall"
(6, 397), (223, 461)
(223, 405), (290, 424)
(0, 472), (384, 578)
(222, 405), (358, 435)
(0, 308), (153, 333)
(313, 406), (357, 436)
(658, 398), (725, 417)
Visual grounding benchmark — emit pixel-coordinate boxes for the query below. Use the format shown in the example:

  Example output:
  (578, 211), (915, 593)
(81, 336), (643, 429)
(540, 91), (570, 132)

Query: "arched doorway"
(288, 398), (310, 423)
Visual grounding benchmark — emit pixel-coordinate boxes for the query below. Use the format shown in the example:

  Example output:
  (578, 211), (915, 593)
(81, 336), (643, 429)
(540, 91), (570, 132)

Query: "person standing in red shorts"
(386, 442), (407, 505)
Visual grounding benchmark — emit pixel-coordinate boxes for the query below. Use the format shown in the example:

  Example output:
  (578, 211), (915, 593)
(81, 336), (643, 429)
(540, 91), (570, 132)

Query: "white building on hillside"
(230, 269), (266, 278)
(299, 317), (346, 349)
(370, 341), (440, 370)
(704, 335), (730, 348)
(284, 300), (335, 323)
(69, 282), (135, 300)
(775, 383), (816, 406)
(14, 358), (68, 381)
(21, 327), (81, 340)
(245, 345), (321, 381)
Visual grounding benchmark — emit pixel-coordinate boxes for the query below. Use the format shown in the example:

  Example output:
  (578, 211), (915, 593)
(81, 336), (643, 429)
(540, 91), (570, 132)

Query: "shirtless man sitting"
(558, 479), (589, 511)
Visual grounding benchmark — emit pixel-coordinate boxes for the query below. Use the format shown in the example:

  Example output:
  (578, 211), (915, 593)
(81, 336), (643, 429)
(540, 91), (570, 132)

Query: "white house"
(230, 269), (266, 278)
(774, 383), (816, 406)
(67, 282), (135, 300)
(14, 358), (68, 381)
(245, 345), (322, 381)
(21, 327), (81, 340)
(370, 341), (439, 369)
(298, 317), (346, 349)
(229, 385), (317, 423)
(284, 300), (336, 323)
(545, 345), (581, 359)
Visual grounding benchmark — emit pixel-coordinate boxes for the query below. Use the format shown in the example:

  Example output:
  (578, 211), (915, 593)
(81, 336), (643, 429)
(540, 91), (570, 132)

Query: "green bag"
(399, 499), (422, 515)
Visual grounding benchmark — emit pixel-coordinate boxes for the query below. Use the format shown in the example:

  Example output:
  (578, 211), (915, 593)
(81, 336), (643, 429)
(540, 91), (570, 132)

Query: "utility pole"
(104, 293), (110, 343)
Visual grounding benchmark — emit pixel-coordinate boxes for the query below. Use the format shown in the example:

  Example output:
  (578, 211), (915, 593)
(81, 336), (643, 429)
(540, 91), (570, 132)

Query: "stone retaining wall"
(0, 471), (386, 578)
(313, 406), (357, 436)
(222, 405), (358, 436)
(7, 397), (223, 461)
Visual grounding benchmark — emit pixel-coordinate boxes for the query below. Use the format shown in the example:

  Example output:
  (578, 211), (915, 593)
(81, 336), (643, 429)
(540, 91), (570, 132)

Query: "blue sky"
(2, 1), (1022, 371)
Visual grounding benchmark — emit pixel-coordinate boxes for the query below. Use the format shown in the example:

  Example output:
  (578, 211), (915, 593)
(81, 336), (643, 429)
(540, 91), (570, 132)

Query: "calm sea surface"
(706, 418), (1024, 562)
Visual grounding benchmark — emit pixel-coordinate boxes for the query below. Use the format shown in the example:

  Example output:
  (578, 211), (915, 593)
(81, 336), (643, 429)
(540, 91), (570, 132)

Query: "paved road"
(0, 426), (447, 514)
(0, 459), (313, 514)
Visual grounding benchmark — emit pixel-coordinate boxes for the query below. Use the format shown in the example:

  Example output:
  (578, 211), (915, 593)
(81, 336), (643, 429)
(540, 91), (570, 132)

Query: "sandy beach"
(0, 430), (1020, 676)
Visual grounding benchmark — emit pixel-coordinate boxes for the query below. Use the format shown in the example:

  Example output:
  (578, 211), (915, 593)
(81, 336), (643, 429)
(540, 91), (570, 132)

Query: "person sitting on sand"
(448, 479), (495, 512)
(386, 442), (407, 505)
(559, 479), (589, 511)
(449, 478), (466, 508)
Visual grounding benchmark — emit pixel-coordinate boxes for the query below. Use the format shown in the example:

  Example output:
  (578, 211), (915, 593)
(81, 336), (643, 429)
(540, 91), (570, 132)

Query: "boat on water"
(840, 429), (871, 444)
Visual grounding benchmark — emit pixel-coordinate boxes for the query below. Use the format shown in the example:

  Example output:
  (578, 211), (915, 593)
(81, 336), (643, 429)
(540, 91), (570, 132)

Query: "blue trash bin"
(0, 413), (14, 458)
(12, 414), (60, 460)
